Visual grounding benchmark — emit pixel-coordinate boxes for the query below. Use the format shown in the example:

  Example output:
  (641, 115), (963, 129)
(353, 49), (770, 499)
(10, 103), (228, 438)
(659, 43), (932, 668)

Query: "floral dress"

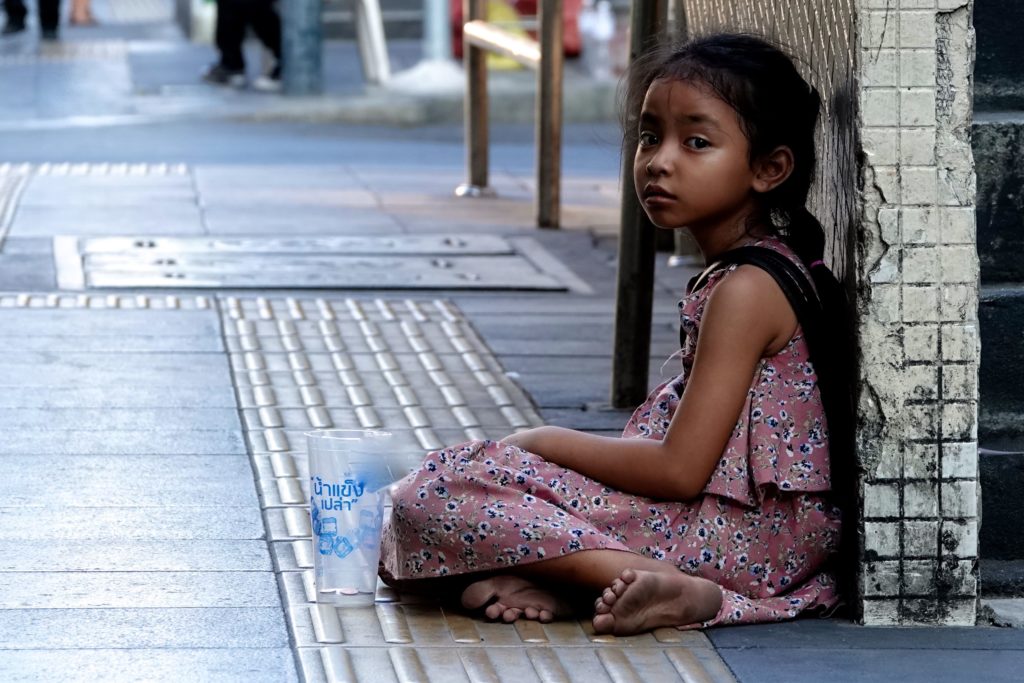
(379, 238), (842, 627)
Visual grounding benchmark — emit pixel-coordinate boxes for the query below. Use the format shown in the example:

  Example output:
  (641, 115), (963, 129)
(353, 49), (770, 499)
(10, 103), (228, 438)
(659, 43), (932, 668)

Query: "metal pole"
(455, 0), (493, 198)
(669, 0), (692, 265)
(610, 0), (668, 409)
(281, 0), (324, 95)
(423, 0), (451, 61)
(536, 0), (564, 228)
(354, 0), (392, 85)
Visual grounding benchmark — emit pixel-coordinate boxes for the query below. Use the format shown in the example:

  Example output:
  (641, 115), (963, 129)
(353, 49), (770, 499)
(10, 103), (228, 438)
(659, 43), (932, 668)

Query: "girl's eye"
(685, 137), (711, 150)
(638, 131), (659, 147)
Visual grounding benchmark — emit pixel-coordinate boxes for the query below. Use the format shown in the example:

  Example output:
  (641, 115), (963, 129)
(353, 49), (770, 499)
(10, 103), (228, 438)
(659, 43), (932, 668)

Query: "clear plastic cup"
(306, 429), (395, 607)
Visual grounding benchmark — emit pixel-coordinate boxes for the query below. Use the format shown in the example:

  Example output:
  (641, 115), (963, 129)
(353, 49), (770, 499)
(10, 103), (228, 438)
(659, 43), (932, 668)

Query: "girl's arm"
(503, 266), (797, 501)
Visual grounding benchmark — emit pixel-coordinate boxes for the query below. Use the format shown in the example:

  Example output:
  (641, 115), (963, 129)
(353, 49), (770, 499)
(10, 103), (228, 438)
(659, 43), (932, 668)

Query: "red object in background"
(451, 0), (582, 59)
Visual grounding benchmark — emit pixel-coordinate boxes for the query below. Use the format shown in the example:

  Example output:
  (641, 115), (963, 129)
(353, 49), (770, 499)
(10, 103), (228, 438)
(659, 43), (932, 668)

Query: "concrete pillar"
(855, 0), (978, 626)
(676, 0), (979, 625)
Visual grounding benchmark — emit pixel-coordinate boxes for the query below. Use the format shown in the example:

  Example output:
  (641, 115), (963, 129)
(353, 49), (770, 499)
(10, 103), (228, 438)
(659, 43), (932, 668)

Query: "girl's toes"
(620, 568), (638, 585)
(593, 612), (614, 634)
(611, 578), (627, 596)
(524, 606), (540, 620)
(594, 599), (611, 615)
(502, 607), (522, 623)
(485, 602), (506, 620)
(602, 587), (619, 605)
(539, 609), (554, 623)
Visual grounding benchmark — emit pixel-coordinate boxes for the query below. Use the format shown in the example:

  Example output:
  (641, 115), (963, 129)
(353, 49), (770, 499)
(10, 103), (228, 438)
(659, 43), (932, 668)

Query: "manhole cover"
(54, 235), (586, 291)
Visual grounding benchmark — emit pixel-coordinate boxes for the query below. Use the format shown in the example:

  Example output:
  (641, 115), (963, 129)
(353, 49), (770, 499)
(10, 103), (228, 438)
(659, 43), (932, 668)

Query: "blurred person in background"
(70, 0), (96, 25)
(2, 0), (61, 39)
(202, 0), (282, 91)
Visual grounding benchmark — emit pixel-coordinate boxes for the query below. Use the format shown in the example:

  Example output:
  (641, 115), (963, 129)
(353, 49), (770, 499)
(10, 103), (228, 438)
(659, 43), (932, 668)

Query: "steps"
(975, 0), (1024, 597)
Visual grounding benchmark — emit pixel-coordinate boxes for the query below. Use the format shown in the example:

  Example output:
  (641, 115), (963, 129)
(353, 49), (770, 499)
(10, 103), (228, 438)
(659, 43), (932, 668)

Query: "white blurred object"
(190, 0), (216, 45)
(580, 0), (615, 80)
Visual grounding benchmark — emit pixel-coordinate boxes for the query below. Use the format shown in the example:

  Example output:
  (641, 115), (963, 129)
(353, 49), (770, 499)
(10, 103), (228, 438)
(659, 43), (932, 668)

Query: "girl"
(379, 33), (851, 634)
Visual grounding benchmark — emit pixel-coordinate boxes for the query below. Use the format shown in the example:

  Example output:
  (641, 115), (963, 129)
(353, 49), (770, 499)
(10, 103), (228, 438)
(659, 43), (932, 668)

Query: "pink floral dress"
(380, 238), (842, 628)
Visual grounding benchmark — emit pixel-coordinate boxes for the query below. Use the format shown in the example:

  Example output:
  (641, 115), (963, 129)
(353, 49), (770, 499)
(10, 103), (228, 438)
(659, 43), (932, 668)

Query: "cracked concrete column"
(856, 0), (979, 626)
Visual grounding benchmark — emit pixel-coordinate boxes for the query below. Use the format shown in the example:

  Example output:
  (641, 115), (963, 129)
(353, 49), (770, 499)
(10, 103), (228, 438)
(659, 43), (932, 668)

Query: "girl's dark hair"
(624, 33), (858, 605)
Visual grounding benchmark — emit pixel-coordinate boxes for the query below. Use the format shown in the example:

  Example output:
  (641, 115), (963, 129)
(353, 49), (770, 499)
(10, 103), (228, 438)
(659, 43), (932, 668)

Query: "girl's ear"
(751, 146), (795, 193)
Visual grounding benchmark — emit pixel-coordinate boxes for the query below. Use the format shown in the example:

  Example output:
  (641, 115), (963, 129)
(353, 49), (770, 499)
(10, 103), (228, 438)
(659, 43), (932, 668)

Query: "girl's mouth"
(642, 185), (677, 207)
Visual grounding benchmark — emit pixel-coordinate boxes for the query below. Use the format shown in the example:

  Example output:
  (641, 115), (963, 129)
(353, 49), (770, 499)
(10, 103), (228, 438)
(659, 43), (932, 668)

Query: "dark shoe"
(252, 64), (282, 93)
(1, 21), (26, 36)
(40, 28), (59, 41)
(201, 63), (246, 88)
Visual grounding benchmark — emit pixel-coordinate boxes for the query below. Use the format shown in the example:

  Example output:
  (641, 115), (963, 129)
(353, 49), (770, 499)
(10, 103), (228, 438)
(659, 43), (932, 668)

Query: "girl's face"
(633, 78), (759, 235)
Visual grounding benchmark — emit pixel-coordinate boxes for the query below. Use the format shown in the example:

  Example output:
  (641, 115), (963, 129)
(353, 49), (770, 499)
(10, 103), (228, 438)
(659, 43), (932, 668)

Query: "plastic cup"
(306, 429), (395, 607)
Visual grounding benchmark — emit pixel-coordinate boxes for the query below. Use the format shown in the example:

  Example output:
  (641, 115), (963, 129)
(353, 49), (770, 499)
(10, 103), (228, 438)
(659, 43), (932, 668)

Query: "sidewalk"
(1, 3), (1022, 682)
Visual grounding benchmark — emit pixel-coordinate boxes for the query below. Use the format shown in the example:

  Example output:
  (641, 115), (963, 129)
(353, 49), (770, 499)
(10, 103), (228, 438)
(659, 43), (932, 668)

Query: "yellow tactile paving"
(220, 295), (737, 683)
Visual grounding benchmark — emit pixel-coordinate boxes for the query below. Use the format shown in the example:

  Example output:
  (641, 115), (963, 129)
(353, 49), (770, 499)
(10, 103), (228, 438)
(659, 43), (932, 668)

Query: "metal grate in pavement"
(222, 295), (737, 683)
(54, 235), (578, 291)
(0, 173), (28, 251)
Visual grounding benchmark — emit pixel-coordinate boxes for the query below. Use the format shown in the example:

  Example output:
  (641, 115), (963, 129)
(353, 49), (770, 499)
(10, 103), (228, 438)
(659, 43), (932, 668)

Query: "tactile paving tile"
(0, 162), (189, 177)
(0, 292), (212, 309)
(222, 295), (736, 682)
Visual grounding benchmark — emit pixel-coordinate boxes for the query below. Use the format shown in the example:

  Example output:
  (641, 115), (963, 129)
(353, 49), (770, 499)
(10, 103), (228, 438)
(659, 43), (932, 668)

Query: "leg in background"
(213, 0), (247, 70)
(2, 0), (27, 29)
(247, 0), (281, 63)
(37, 0), (60, 33)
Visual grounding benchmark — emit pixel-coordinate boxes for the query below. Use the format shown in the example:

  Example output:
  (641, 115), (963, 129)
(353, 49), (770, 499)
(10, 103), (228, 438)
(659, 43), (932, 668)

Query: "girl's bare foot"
(461, 575), (572, 623)
(592, 568), (723, 635)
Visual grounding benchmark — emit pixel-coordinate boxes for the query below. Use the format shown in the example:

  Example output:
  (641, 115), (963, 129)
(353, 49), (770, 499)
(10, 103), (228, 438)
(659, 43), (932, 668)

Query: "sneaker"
(252, 64), (282, 93)
(1, 21), (26, 36)
(40, 28), (59, 41)
(202, 63), (247, 89)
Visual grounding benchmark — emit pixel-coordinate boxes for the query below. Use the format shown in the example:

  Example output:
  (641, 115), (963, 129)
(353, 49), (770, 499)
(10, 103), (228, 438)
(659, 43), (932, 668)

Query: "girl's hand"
(500, 427), (549, 453)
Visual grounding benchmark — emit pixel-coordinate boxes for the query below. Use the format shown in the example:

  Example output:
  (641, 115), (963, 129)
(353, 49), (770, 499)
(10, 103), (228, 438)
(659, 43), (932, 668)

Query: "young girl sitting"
(379, 33), (850, 634)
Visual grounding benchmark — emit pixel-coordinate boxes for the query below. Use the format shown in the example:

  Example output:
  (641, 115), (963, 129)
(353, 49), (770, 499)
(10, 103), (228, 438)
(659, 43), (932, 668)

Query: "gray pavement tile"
(0, 648), (298, 683)
(0, 334), (225, 352)
(11, 204), (205, 236)
(0, 407), (241, 432)
(0, 384), (237, 408)
(0, 571), (281, 609)
(196, 186), (378, 208)
(0, 506), (265, 540)
(19, 185), (196, 207)
(0, 429), (247, 455)
(706, 619), (1024, 650)
(192, 165), (357, 191)
(0, 455), (256, 507)
(0, 362), (233, 390)
(716, 648), (1024, 683)
(201, 205), (404, 234)
(0, 309), (221, 337)
(0, 607), (289, 649)
(0, 254), (56, 290)
(0, 540), (271, 571)
(0, 237), (51, 254)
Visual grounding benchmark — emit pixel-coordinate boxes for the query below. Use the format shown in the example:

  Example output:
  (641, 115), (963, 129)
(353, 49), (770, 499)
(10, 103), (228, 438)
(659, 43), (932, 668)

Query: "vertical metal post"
(669, 0), (692, 264)
(354, 0), (392, 85)
(423, 0), (451, 61)
(456, 0), (493, 197)
(281, 0), (324, 95)
(536, 0), (564, 228)
(610, 0), (668, 408)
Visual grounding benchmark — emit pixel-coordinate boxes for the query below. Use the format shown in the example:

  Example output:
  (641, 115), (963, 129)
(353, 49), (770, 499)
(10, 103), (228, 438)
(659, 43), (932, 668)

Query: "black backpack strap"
(680, 246), (823, 368)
